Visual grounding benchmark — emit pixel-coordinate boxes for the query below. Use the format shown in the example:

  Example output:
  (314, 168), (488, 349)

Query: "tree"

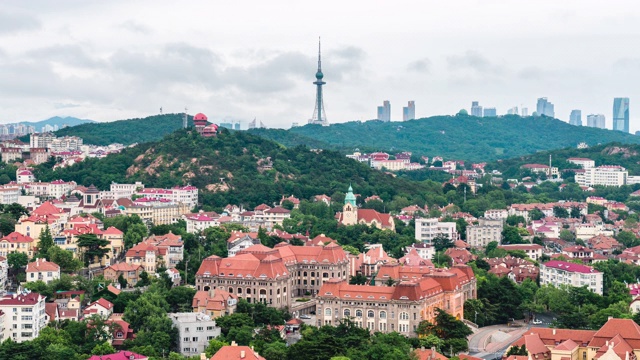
(502, 226), (527, 244)
(37, 225), (54, 258)
(506, 345), (528, 356)
(7, 252), (28, 271)
(118, 274), (128, 289)
(349, 274), (368, 285)
(205, 338), (229, 357)
(91, 341), (116, 355)
(0, 214), (16, 236)
(76, 234), (110, 266)
(553, 206), (569, 218)
(47, 247), (83, 273)
(559, 229), (575, 243)
(529, 209), (545, 221)
(433, 234), (454, 252)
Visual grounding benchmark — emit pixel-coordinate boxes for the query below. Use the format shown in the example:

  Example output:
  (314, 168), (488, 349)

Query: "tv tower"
(309, 38), (328, 126)
(183, 107), (188, 128)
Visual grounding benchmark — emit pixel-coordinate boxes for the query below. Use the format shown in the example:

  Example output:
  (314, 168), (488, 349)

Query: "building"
(0, 186), (19, 205)
(403, 101), (416, 121)
(308, 39), (328, 126)
(521, 164), (559, 177)
(0, 232), (35, 258)
(567, 157), (595, 169)
(414, 218), (458, 245)
(471, 101), (483, 117)
(210, 342), (266, 360)
(170, 312), (221, 357)
(498, 244), (543, 261)
(507, 107), (519, 115)
(83, 298), (114, 319)
(29, 133), (55, 149)
(0, 256), (6, 295)
(536, 97), (555, 117)
(196, 241), (350, 307)
(377, 100), (391, 122)
(192, 289), (237, 319)
(227, 232), (260, 257)
(569, 110), (582, 126)
(587, 114), (606, 129)
(540, 260), (603, 295)
(336, 186), (395, 231)
(575, 165), (628, 187)
(104, 263), (143, 287)
(0, 292), (46, 342)
(87, 351), (147, 360)
(316, 265), (476, 335)
(125, 233), (183, 274)
(466, 218), (503, 248)
(183, 211), (220, 233)
(484, 209), (508, 220)
(483, 108), (497, 117)
(613, 97), (630, 133)
(508, 318), (640, 360)
(25, 259), (60, 284)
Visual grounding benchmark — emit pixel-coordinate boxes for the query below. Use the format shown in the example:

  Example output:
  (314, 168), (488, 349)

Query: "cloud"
(326, 46), (366, 81)
(407, 58), (431, 73)
(53, 102), (81, 109)
(613, 57), (640, 70)
(26, 44), (105, 68)
(0, 11), (41, 34)
(447, 50), (504, 74)
(120, 20), (152, 35)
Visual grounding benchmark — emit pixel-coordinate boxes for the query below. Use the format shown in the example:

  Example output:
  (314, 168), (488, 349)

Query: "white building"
(83, 298), (114, 319)
(498, 244), (544, 260)
(0, 187), (20, 204)
(101, 182), (145, 200)
(540, 260), (603, 295)
(0, 256), (7, 295)
(414, 218), (458, 245)
(184, 212), (219, 233)
(484, 209), (508, 220)
(136, 185), (198, 209)
(575, 165), (628, 187)
(0, 292), (47, 342)
(25, 259), (61, 284)
(567, 158), (595, 169)
(169, 312), (221, 357)
(466, 218), (503, 248)
(403, 243), (435, 261)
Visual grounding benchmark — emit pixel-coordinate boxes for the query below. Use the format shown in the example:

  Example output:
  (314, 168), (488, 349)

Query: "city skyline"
(1, 1), (640, 130)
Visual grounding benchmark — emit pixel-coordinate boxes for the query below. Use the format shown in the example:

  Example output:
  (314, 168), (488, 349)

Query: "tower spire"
(309, 37), (328, 126)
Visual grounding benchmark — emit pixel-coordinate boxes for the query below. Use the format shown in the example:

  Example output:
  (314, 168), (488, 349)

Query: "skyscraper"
(309, 38), (328, 126)
(587, 114), (606, 129)
(536, 97), (555, 117)
(471, 101), (483, 117)
(402, 101), (415, 121)
(377, 101), (391, 121)
(522, 107), (529, 117)
(483, 108), (497, 117)
(613, 97), (630, 133)
(507, 107), (519, 115)
(569, 110), (582, 126)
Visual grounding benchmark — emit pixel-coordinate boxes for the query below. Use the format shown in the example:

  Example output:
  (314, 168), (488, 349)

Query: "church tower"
(342, 185), (358, 225)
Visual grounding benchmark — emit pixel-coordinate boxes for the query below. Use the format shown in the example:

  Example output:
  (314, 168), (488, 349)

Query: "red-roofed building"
(125, 233), (183, 274)
(540, 261), (603, 295)
(26, 259), (60, 283)
(336, 186), (395, 231)
(192, 289), (237, 318)
(414, 347), (449, 360)
(106, 313), (135, 346)
(0, 292), (46, 342)
(0, 232), (35, 258)
(83, 298), (114, 319)
(104, 262), (143, 287)
(196, 240), (349, 308)
(210, 342), (265, 360)
(87, 351), (147, 360)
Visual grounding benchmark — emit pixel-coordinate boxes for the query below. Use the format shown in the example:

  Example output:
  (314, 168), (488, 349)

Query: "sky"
(2, 0), (640, 131)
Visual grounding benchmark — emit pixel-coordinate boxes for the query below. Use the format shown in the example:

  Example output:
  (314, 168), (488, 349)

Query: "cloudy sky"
(2, 0), (640, 130)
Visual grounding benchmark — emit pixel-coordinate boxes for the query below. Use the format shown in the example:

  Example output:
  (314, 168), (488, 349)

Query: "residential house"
(498, 244), (544, 261)
(227, 231), (260, 257)
(414, 218), (458, 245)
(540, 260), (603, 295)
(83, 298), (114, 319)
(192, 289), (237, 319)
(106, 313), (135, 346)
(87, 351), (147, 360)
(0, 232), (35, 258)
(25, 259), (60, 284)
(170, 312), (221, 357)
(210, 342), (266, 360)
(104, 263), (143, 287)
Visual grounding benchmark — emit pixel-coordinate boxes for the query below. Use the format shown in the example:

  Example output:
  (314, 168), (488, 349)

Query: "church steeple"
(344, 184), (356, 206)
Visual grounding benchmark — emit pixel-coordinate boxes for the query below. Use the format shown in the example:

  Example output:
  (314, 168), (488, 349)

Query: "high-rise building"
(471, 101), (483, 117)
(402, 101), (415, 121)
(569, 110), (582, 126)
(613, 97), (630, 133)
(483, 108), (497, 117)
(522, 107), (529, 116)
(587, 114), (606, 129)
(536, 97), (555, 117)
(309, 39), (328, 126)
(507, 107), (519, 115)
(377, 100), (391, 121)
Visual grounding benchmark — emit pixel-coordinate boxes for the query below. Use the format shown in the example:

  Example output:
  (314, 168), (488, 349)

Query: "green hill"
(33, 128), (435, 209)
(38, 113), (193, 146)
(249, 115), (640, 162)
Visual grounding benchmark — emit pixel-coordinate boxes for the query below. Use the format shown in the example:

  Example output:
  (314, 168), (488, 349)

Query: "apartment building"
(575, 165), (628, 187)
(567, 157), (595, 169)
(414, 218), (458, 245)
(498, 244), (543, 260)
(170, 312), (221, 357)
(0, 292), (47, 343)
(466, 218), (503, 248)
(540, 260), (603, 295)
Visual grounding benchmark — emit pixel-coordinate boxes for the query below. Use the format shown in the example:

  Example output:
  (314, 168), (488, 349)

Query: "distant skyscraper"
(569, 110), (582, 126)
(522, 107), (529, 117)
(402, 101), (415, 121)
(234, 122), (240, 130)
(613, 97), (630, 133)
(536, 97), (555, 117)
(309, 38), (328, 126)
(507, 107), (519, 115)
(377, 100), (391, 121)
(471, 101), (483, 117)
(483, 108), (497, 117)
(587, 114), (606, 129)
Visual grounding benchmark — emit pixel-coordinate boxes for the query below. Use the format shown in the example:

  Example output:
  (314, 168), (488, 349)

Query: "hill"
(249, 115), (640, 162)
(33, 128), (435, 209)
(21, 116), (94, 130)
(47, 113), (193, 145)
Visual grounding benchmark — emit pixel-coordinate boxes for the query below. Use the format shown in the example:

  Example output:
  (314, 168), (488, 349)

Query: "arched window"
(325, 308), (332, 316)
(228, 287), (233, 293)
(237, 288), (243, 294)
(344, 309), (351, 317)
(311, 272), (315, 277)
(356, 310), (363, 317)
(379, 311), (386, 319)
(367, 310), (374, 318)
(400, 312), (409, 320)
(323, 273), (329, 278)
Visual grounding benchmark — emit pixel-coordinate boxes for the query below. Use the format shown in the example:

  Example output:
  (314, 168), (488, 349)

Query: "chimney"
(200, 353), (206, 360)
(240, 350), (246, 358)
(553, 329), (556, 335)
(608, 316), (613, 321)
(231, 341), (238, 346)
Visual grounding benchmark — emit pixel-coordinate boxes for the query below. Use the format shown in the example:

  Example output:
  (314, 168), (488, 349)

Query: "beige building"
(336, 186), (395, 231)
(466, 218), (503, 248)
(104, 262), (143, 287)
(25, 259), (61, 284)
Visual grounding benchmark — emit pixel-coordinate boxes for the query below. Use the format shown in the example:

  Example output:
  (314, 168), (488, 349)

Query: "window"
(344, 309), (351, 317)
(325, 308), (332, 316)
(192, 337), (198, 342)
(196, 327), (203, 331)
(379, 311), (386, 319)
(356, 310), (363, 317)
(400, 312), (409, 320)
(183, 337), (189, 342)
(368, 310), (375, 318)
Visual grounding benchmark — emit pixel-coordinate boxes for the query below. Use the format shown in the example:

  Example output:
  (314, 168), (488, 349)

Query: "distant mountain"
(21, 116), (95, 130)
(51, 113), (193, 145)
(249, 115), (640, 162)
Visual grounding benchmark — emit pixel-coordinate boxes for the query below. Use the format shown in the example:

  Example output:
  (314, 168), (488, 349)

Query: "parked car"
(532, 319), (542, 325)
(300, 314), (311, 319)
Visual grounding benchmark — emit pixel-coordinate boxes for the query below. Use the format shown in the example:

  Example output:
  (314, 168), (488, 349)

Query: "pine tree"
(38, 225), (54, 259)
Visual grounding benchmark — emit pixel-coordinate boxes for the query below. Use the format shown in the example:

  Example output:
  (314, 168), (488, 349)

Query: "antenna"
(160, 107), (163, 114)
(183, 107), (188, 128)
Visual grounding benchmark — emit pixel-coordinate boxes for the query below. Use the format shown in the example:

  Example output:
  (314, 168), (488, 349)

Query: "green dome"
(316, 71), (324, 79)
(344, 185), (356, 206)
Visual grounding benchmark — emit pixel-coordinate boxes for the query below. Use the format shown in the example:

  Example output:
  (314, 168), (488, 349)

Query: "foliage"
(7, 252), (28, 271)
(37, 225), (54, 258)
(76, 234), (110, 266)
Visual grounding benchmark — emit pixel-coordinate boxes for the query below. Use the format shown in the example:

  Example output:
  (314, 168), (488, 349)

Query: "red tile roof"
(26, 259), (60, 273)
(542, 260), (600, 274)
(87, 352), (147, 360)
(210, 345), (265, 360)
(0, 232), (34, 243)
